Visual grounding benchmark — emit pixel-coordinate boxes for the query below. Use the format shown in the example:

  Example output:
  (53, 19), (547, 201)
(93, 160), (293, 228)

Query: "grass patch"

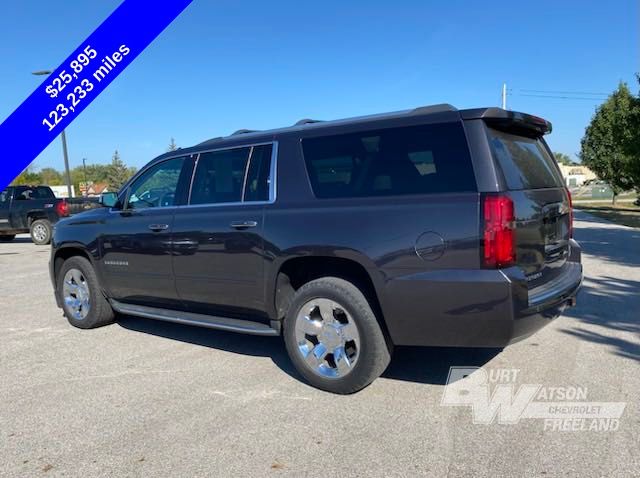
(574, 202), (640, 228)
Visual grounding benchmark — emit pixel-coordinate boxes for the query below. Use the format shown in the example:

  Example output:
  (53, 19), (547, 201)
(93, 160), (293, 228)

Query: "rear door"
(171, 143), (274, 320)
(485, 126), (571, 287)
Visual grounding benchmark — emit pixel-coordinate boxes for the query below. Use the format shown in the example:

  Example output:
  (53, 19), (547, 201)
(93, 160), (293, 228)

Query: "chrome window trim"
(269, 141), (278, 203)
(110, 141), (278, 214)
(241, 146), (255, 201)
(186, 140), (278, 208)
(187, 152), (201, 204)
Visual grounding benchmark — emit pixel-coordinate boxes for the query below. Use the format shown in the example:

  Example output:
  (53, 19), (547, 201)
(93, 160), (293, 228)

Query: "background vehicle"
(0, 185), (70, 245)
(50, 105), (582, 394)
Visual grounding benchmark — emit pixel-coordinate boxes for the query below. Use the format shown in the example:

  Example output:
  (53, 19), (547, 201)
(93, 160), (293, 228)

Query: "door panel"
(101, 208), (180, 308)
(172, 205), (267, 319)
(99, 156), (191, 309)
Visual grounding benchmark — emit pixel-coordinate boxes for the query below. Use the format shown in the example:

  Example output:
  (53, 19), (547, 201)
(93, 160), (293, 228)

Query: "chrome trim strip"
(111, 141), (279, 214)
(110, 299), (279, 336)
(187, 153), (201, 205)
(241, 146), (254, 201)
(269, 141), (278, 203)
(527, 262), (582, 309)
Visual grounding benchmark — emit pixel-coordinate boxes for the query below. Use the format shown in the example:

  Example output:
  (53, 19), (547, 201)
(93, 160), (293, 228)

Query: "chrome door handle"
(230, 220), (258, 229)
(148, 223), (169, 232)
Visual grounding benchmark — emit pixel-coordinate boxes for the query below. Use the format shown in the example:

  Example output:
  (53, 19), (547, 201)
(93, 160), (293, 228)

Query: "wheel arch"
(51, 243), (106, 297)
(27, 211), (48, 225)
(271, 255), (392, 344)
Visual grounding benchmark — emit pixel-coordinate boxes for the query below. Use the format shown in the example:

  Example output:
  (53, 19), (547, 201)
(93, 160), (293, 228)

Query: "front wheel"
(283, 277), (391, 394)
(57, 256), (115, 329)
(30, 219), (52, 245)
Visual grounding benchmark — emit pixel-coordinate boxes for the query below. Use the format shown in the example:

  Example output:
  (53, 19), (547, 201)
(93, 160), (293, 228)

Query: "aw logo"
(441, 367), (626, 431)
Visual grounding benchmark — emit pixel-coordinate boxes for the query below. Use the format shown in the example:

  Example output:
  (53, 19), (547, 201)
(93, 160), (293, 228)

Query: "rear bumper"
(381, 239), (582, 347)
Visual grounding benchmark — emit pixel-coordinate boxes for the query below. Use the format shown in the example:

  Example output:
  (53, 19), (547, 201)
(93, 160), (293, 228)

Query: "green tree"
(70, 163), (112, 193)
(11, 165), (41, 185)
(39, 167), (63, 186)
(580, 82), (640, 204)
(623, 74), (640, 192)
(553, 152), (575, 166)
(168, 137), (179, 152)
(106, 150), (134, 190)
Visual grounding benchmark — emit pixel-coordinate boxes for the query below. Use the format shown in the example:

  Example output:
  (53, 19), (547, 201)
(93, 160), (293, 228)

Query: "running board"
(109, 300), (279, 336)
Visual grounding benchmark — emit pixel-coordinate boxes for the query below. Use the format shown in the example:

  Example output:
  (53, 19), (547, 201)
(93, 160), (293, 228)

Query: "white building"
(558, 164), (597, 187)
(49, 185), (76, 198)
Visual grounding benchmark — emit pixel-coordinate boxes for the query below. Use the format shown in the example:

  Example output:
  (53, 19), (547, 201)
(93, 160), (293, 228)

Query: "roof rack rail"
(232, 129), (259, 135)
(410, 104), (457, 115)
(294, 118), (323, 126)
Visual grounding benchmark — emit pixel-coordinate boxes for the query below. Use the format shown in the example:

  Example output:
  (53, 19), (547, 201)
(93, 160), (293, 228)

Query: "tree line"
(580, 76), (640, 203)
(11, 139), (179, 195)
(11, 150), (137, 193)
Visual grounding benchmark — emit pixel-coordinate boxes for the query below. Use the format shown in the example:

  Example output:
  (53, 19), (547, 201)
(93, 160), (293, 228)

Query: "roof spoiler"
(460, 108), (552, 136)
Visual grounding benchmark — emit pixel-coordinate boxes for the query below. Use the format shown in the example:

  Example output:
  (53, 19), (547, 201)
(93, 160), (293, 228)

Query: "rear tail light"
(566, 189), (573, 238)
(482, 194), (515, 268)
(55, 200), (70, 217)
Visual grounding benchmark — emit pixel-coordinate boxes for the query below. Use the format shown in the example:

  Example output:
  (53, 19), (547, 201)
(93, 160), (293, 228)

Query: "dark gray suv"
(50, 104), (582, 393)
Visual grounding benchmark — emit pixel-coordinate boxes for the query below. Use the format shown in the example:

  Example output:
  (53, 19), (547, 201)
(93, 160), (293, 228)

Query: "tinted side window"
(486, 128), (564, 190)
(244, 144), (273, 202)
(302, 123), (476, 198)
(34, 187), (56, 199)
(190, 147), (250, 205)
(127, 157), (186, 209)
(14, 187), (53, 200)
(14, 187), (32, 200)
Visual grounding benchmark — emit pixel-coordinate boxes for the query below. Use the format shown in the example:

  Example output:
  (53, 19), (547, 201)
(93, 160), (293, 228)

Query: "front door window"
(126, 157), (186, 209)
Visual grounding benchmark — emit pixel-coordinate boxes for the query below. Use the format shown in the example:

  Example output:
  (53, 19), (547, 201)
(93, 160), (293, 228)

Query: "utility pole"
(82, 158), (88, 197)
(32, 70), (73, 198)
(60, 130), (73, 198)
(502, 83), (507, 110)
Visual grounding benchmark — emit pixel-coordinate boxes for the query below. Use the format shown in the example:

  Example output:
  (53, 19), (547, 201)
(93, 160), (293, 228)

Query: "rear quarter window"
(487, 128), (564, 190)
(34, 187), (56, 199)
(302, 122), (476, 199)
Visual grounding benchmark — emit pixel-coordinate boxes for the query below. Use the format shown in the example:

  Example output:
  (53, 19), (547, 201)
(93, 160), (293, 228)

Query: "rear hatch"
(483, 118), (571, 289)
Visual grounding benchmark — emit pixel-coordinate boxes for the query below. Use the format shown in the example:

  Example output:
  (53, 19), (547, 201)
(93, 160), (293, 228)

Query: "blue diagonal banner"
(0, 0), (193, 190)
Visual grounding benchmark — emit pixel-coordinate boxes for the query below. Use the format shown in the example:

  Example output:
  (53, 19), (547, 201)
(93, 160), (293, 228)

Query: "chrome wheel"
(294, 298), (361, 379)
(62, 269), (91, 320)
(32, 223), (47, 242)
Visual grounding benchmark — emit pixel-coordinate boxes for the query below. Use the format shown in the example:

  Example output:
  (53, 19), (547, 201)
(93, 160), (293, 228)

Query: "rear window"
(302, 123), (476, 199)
(14, 186), (56, 200)
(487, 128), (564, 190)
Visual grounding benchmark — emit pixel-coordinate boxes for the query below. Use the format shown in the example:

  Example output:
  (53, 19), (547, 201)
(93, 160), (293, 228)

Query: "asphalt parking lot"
(1, 211), (638, 477)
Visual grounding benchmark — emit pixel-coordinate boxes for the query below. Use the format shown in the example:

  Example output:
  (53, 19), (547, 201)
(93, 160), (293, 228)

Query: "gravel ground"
(0, 211), (638, 477)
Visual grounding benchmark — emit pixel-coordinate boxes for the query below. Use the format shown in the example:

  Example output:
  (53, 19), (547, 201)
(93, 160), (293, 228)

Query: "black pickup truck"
(0, 186), (70, 245)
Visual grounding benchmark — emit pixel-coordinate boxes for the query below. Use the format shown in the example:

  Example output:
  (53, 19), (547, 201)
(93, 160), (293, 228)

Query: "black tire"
(0, 235), (15, 242)
(57, 256), (115, 329)
(283, 277), (391, 394)
(30, 219), (52, 245)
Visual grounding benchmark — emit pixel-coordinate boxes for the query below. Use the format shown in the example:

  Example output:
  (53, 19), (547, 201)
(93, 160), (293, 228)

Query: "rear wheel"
(0, 235), (15, 242)
(57, 256), (115, 329)
(30, 219), (52, 245)
(283, 277), (391, 394)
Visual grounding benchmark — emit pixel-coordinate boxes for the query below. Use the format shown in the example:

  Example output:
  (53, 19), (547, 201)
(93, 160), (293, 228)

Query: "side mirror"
(99, 192), (119, 208)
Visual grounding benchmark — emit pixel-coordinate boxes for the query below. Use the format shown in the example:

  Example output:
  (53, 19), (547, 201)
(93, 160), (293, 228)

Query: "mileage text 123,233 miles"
(42, 79), (94, 131)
